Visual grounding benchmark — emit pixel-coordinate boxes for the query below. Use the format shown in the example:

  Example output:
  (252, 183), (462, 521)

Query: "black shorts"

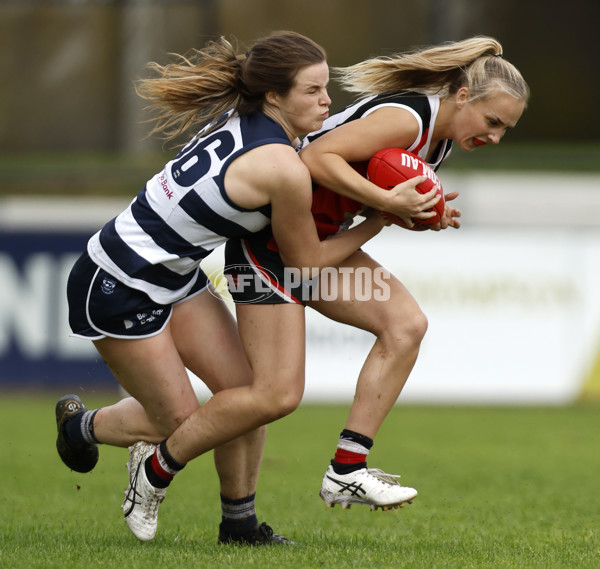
(67, 251), (209, 339)
(224, 228), (315, 306)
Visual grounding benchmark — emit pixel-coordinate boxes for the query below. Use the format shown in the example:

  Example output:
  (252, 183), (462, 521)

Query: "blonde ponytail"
(334, 36), (529, 104)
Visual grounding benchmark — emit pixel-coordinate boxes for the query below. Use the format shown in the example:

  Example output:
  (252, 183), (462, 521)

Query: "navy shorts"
(67, 251), (209, 339)
(224, 228), (315, 306)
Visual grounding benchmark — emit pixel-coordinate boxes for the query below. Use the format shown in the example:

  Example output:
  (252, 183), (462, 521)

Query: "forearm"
(281, 214), (384, 273)
(303, 150), (389, 210)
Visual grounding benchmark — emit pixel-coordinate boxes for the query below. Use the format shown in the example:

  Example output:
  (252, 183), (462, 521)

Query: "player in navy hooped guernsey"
(55, 32), (423, 545)
(87, 111), (288, 307)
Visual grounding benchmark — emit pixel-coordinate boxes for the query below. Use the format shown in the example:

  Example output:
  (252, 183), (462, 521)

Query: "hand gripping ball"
(367, 148), (444, 229)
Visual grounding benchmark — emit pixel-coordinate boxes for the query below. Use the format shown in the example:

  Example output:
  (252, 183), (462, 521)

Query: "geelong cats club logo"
(101, 277), (117, 295)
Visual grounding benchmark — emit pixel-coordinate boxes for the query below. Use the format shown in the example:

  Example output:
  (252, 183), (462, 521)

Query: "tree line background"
(2, 0), (598, 157)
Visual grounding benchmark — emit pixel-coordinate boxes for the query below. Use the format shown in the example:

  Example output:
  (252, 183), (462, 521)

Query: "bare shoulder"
(243, 143), (310, 186)
(224, 143), (311, 208)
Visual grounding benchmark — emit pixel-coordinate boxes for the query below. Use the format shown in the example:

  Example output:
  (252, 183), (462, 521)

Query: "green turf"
(1, 394), (598, 568)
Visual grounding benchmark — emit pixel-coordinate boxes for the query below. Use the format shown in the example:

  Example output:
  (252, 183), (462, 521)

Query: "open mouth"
(473, 138), (487, 147)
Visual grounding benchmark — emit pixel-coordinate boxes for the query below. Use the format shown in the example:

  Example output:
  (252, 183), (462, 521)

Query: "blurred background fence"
(1, 0), (599, 403)
(2, 0), (600, 154)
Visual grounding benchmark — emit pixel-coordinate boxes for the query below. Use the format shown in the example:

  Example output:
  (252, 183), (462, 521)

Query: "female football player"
(225, 35), (529, 510)
(55, 31), (423, 545)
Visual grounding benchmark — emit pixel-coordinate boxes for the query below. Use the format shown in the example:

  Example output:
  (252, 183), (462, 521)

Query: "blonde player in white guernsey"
(299, 36), (529, 510)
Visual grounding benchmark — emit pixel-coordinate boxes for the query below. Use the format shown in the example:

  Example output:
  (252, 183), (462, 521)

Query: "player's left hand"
(426, 192), (461, 231)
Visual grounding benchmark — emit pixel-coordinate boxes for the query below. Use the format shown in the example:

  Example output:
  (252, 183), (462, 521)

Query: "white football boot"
(122, 441), (166, 541)
(320, 465), (418, 510)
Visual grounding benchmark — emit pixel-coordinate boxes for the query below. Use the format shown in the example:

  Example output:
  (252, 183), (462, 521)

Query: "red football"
(367, 148), (444, 229)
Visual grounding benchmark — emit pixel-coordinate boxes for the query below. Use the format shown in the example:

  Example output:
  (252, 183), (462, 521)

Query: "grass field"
(1, 394), (598, 569)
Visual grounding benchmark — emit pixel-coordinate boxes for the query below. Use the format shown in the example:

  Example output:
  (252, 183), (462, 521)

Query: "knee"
(150, 402), (199, 439)
(150, 414), (185, 440)
(253, 383), (303, 423)
(381, 305), (428, 352)
(272, 389), (303, 419)
(408, 307), (428, 344)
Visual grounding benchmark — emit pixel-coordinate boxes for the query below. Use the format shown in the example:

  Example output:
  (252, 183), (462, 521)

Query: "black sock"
(144, 440), (185, 489)
(339, 429), (374, 450)
(219, 493), (258, 536)
(331, 459), (368, 475)
(64, 409), (99, 448)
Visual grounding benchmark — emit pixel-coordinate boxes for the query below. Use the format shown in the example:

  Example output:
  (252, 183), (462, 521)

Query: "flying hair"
(135, 31), (327, 142)
(334, 36), (529, 105)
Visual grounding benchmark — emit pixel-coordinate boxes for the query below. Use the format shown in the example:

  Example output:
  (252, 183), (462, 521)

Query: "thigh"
(94, 328), (198, 432)
(170, 287), (254, 393)
(235, 302), (307, 400)
(307, 249), (422, 334)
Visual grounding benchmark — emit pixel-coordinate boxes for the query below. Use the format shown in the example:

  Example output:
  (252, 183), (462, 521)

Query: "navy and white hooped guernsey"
(87, 111), (291, 305)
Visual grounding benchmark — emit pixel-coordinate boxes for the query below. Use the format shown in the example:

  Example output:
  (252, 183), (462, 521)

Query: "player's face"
(454, 90), (525, 152)
(268, 61), (331, 140)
